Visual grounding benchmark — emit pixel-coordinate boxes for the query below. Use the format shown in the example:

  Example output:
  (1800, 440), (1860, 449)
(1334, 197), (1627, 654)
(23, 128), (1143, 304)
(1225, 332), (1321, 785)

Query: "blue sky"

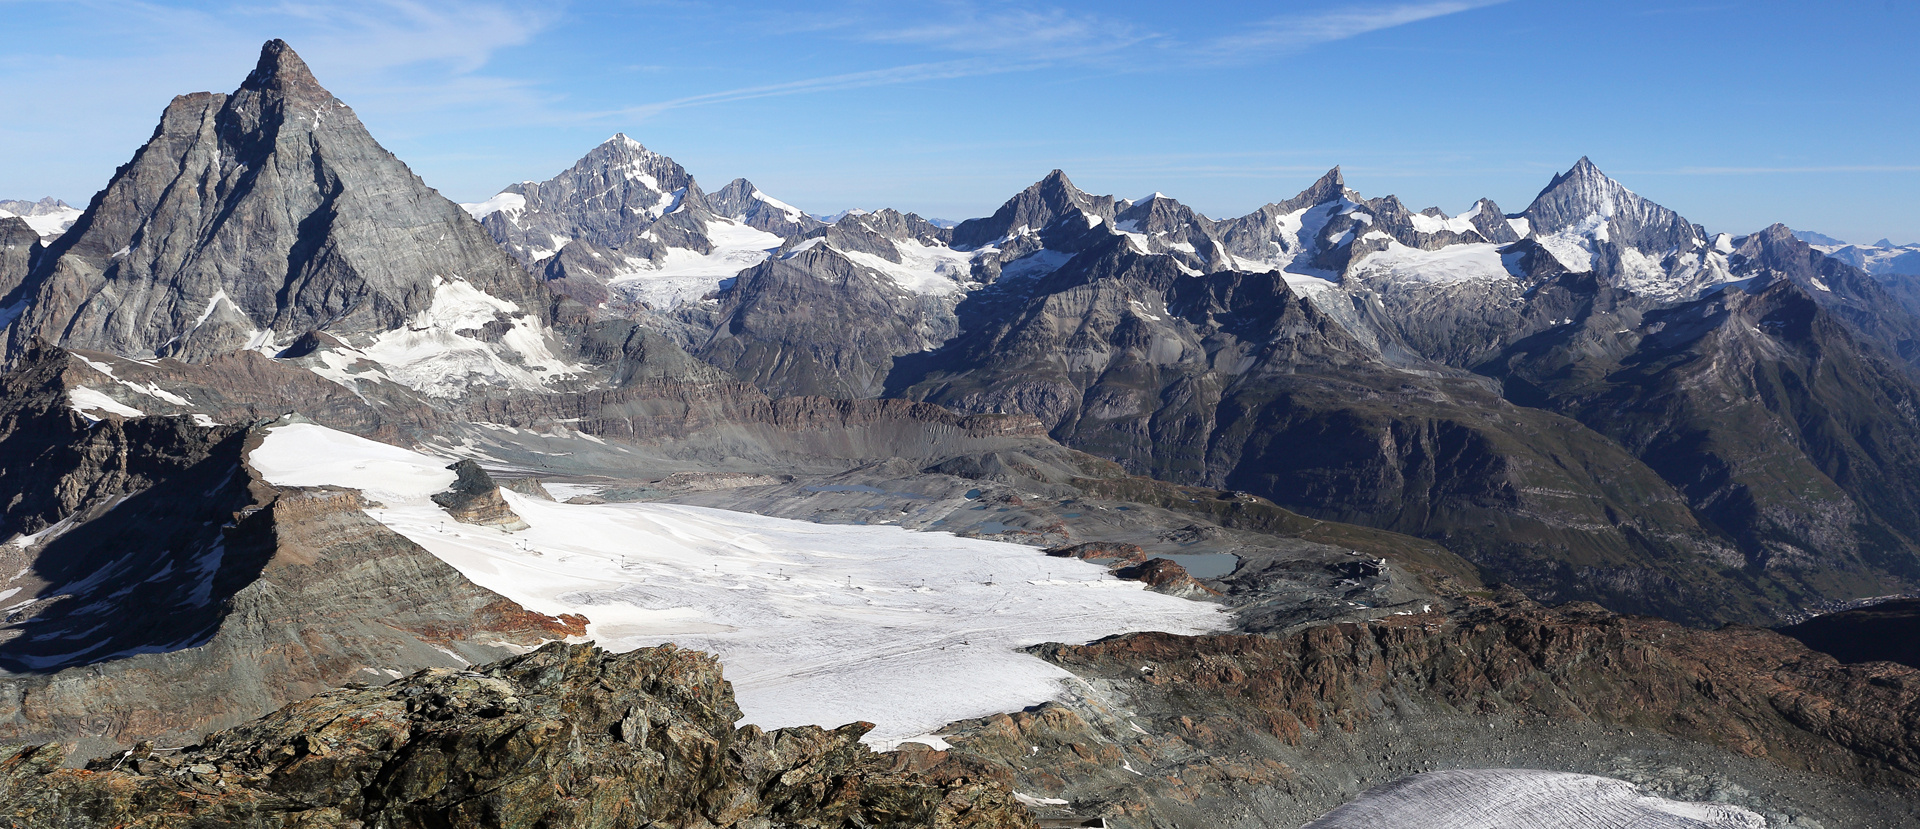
(3, 0), (1916, 244)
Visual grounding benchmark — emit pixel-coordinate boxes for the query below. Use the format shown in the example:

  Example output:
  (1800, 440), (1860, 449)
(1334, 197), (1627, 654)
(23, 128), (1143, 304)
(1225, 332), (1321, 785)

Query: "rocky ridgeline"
(0, 642), (1034, 829)
(467, 382), (1048, 450)
(915, 592), (1920, 825)
(1052, 594), (1920, 788)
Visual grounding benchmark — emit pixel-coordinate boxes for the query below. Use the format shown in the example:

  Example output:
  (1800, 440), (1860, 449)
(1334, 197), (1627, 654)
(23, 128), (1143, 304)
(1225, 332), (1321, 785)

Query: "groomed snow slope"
(250, 423), (1228, 747)
(1304, 769), (1764, 829)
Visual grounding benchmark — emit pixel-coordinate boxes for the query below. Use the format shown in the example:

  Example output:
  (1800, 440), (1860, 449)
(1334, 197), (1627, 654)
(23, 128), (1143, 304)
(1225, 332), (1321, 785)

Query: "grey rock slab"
(7, 40), (548, 365)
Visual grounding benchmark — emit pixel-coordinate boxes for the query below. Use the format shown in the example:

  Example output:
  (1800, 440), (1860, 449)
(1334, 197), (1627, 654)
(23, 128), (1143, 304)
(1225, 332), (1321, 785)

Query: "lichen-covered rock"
(0, 642), (1037, 829)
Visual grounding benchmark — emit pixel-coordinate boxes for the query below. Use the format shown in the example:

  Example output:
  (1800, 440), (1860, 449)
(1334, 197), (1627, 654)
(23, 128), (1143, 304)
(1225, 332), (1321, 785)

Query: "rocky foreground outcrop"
(926, 591), (1920, 826)
(0, 642), (1034, 829)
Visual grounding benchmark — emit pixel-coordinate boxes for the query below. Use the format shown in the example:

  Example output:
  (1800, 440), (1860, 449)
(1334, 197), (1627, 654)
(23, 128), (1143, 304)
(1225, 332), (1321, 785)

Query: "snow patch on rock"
(608, 218), (784, 308)
(68, 386), (143, 419)
(354, 277), (585, 398)
(1351, 242), (1514, 284)
(460, 192), (526, 220)
(839, 237), (978, 296)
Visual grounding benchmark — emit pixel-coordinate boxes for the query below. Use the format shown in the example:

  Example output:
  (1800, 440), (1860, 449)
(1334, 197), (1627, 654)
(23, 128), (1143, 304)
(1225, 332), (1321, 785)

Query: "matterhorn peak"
(5, 36), (548, 368)
(238, 39), (331, 104)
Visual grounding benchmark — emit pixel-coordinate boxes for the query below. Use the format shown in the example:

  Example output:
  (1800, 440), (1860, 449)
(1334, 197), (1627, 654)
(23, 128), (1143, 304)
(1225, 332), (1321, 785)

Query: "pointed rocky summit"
(4, 39), (547, 365)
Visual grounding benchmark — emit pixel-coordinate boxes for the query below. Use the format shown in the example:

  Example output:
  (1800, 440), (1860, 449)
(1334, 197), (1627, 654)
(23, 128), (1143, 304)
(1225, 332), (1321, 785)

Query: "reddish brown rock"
(1039, 591), (1920, 788)
(1044, 541), (1147, 566)
(0, 643), (1038, 829)
(1112, 558), (1221, 598)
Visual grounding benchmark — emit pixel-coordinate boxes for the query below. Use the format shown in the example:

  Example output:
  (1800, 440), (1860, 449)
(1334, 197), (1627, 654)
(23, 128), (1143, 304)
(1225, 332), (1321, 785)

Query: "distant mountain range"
(5, 40), (1920, 828)
(6, 40), (1919, 628)
(439, 135), (1920, 626)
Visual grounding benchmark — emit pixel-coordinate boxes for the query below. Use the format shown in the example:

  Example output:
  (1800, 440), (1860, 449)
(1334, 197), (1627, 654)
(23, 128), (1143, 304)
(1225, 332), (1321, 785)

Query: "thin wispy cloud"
(0, 0), (567, 200)
(2, 0), (559, 113)
(1207, 0), (1509, 59)
(250, 0), (551, 75)
(608, 57), (1040, 120)
(859, 5), (1153, 58)
(612, 0), (1507, 118)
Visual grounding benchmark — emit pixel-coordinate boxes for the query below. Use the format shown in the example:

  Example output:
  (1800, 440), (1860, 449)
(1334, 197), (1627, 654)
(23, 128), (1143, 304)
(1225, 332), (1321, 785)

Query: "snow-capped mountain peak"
(951, 170), (1119, 250)
(0, 198), (83, 241)
(709, 178), (824, 237)
(465, 134), (712, 270)
(1515, 158), (1723, 299)
(1810, 234), (1920, 276)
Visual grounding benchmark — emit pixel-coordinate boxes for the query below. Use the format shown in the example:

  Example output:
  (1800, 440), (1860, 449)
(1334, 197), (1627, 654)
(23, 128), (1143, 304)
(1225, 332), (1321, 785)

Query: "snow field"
(1305, 769), (1765, 828)
(354, 277), (587, 398)
(0, 205), (83, 240)
(838, 236), (977, 296)
(1351, 242), (1514, 284)
(608, 218), (784, 308)
(250, 424), (1228, 746)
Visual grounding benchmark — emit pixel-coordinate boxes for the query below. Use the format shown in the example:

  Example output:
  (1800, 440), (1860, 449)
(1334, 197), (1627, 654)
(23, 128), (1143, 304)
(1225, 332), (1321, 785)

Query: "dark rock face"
(1111, 558), (1218, 598)
(0, 642), (1036, 829)
(951, 170), (1118, 251)
(1045, 541), (1147, 566)
(1881, 273), (1920, 320)
(899, 594), (1920, 827)
(5, 40), (548, 364)
(431, 459), (530, 530)
(0, 216), (39, 299)
(0, 439), (580, 755)
(0, 343), (241, 540)
(684, 243), (964, 398)
(1043, 595), (1920, 787)
(0, 345), (579, 754)
(895, 235), (1757, 625)
(1730, 223), (1920, 371)
(1488, 266), (1920, 605)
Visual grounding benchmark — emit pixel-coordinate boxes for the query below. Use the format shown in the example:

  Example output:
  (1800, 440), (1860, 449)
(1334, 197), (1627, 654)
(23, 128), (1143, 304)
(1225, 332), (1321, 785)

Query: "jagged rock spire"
(950, 169), (1118, 249)
(238, 38), (330, 102)
(1275, 167), (1349, 213)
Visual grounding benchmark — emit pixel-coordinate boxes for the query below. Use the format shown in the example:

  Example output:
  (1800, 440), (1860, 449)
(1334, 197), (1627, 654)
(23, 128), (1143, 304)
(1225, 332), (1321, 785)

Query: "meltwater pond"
(1158, 552), (1240, 579)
